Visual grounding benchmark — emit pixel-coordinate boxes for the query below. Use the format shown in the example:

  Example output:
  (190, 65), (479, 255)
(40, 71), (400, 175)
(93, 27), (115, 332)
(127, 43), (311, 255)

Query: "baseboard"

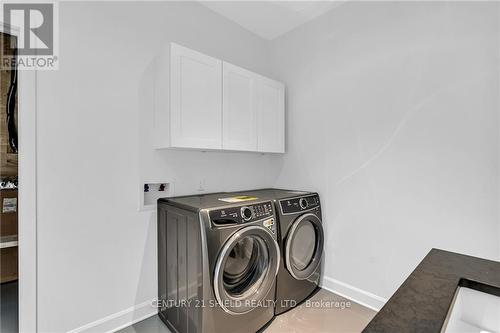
(321, 276), (387, 311)
(66, 279), (383, 332)
(68, 299), (158, 333)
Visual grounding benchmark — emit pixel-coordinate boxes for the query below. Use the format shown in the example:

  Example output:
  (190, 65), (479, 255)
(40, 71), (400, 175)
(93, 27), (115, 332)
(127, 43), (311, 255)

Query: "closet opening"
(0, 29), (19, 333)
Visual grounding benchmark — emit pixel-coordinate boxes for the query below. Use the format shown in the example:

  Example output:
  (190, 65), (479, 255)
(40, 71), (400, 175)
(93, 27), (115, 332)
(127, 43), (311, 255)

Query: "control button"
(299, 198), (308, 209)
(241, 207), (253, 221)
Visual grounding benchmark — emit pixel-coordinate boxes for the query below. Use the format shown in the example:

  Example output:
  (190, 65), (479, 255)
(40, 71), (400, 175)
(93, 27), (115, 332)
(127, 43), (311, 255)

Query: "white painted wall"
(34, 1), (500, 331)
(270, 1), (500, 306)
(35, 2), (281, 332)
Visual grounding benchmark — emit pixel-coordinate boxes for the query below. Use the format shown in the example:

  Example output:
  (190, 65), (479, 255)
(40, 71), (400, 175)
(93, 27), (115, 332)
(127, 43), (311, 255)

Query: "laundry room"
(0, 1), (499, 333)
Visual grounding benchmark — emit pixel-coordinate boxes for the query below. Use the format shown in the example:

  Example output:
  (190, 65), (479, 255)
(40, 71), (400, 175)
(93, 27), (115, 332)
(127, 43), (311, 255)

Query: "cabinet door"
(257, 78), (285, 153)
(170, 43), (222, 149)
(222, 63), (257, 151)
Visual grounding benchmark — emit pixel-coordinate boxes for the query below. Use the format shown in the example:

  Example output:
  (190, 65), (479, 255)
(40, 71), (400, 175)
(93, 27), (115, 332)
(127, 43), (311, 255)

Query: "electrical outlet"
(198, 179), (206, 192)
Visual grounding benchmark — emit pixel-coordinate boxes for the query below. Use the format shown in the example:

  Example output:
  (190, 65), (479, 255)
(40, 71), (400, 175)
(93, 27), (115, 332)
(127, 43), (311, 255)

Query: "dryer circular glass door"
(214, 226), (279, 315)
(285, 213), (324, 280)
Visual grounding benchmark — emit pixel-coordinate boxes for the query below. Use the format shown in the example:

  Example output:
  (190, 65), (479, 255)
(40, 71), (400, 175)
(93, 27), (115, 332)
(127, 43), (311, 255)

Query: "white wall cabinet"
(257, 77), (285, 153)
(155, 43), (285, 153)
(170, 44), (223, 149)
(222, 62), (258, 151)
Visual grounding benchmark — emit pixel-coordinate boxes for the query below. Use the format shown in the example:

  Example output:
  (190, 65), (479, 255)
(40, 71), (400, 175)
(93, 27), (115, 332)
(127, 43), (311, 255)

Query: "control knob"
(299, 198), (308, 209)
(241, 207), (253, 221)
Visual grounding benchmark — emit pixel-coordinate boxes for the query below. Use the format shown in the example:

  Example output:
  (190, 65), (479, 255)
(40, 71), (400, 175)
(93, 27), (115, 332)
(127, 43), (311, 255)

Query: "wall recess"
(140, 182), (171, 211)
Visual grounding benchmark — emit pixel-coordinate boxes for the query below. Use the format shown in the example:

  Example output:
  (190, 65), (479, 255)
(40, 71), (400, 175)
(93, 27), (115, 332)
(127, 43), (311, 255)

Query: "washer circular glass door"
(285, 213), (324, 280)
(214, 226), (280, 315)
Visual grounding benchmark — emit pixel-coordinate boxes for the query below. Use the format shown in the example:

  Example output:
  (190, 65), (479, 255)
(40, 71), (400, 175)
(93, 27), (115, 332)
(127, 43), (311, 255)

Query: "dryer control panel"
(210, 201), (274, 226)
(280, 194), (320, 214)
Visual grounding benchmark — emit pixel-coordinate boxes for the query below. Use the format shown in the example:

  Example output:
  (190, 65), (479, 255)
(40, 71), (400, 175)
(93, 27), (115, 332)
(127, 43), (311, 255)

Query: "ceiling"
(200, 1), (344, 40)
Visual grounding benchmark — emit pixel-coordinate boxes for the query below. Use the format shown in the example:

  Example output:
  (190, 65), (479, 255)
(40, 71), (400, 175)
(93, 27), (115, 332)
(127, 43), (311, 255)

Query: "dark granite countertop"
(362, 248), (500, 333)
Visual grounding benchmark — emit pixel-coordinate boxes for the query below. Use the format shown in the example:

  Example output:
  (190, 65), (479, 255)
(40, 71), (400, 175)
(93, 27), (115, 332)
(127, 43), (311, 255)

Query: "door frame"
(0, 22), (38, 332)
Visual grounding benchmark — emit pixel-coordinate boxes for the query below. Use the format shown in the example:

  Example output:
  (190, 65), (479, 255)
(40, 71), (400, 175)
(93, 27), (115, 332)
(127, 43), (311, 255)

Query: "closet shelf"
(0, 235), (18, 249)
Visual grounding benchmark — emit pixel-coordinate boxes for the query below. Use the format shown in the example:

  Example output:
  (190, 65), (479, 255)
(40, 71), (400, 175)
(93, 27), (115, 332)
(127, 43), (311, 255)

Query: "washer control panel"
(210, 201), (274, 225)
(280, 194), (320, 214)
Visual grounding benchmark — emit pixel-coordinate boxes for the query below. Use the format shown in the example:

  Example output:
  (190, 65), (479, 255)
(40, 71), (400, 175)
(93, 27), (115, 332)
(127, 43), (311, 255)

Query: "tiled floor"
(0, 281), (19, 333)
(266, 289), (375, 333)
(119, 289), (376, 333)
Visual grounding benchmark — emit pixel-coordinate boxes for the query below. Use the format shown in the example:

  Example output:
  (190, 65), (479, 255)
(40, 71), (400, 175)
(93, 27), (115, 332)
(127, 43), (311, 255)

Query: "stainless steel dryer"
(233, 189), (324, 315)
(157, 193), (280, 333)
